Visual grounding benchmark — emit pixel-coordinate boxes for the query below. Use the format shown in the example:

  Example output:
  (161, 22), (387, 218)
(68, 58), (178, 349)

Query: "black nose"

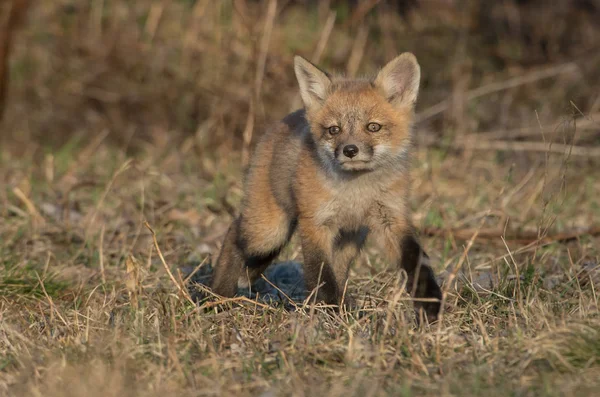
(343, 144), (359, 158)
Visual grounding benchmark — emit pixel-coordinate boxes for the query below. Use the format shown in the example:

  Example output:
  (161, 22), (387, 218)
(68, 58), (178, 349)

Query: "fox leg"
(211, 219), (246, 298)
(299, 221), (366, 306)
(330, 228), (368, 307)
(299, 222), (338, 305)
(212, 210), (295, 298)
(397, 233), (442, 322)
(374, 215), (442, 322)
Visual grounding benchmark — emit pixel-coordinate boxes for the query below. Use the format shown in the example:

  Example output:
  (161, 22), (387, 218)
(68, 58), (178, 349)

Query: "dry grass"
(1, 1), (600, 396)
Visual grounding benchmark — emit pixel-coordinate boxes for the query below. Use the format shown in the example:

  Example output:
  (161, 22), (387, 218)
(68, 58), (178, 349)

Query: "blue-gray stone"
(182, 261), (307, 306)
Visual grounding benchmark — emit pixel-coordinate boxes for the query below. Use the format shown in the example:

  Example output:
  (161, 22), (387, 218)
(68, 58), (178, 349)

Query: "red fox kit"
(212, 53), (442, 321)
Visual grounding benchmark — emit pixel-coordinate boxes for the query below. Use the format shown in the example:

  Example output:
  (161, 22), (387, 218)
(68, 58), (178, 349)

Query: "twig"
(423, 225), (600, 245)
(254, 0), (277, 98)
(416, 62), (579, 123)
(144, 221), (195, 306)
(183, 256), (210, 285)
(450, 139), (600, 157)
(344, 0), (381, 28)
(454, 114), (599, 142)
(99, 224), (106, 284)
(311, 11), (336, 64)
(200, 296), (272, 310)
(182, 295), (276, 323)
(90, 0), (105, 42)
(241, 98), (255, 168)
(144, 1), (166, 43)
(12, 186), (44, 225)
(0, 0), (29, 123)
(243, 0), (277, 167)
(421, 133), (600, 157)
(346, 24), (369, 78)
(260, 274), (300, 310)
(35, 272), (68, 327)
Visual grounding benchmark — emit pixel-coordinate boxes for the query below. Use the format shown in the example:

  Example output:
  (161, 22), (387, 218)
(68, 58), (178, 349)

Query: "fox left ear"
(374, 53), (420, 108)
(294, 56), (332, 110)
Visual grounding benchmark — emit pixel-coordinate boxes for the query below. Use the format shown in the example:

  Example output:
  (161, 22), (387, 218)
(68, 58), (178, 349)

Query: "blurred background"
(1, 0), (599, 263)
(1, 0), (599, 156)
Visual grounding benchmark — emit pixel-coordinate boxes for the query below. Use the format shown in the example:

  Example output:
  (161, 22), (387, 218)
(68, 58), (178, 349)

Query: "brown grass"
(1, 1), (600, 396)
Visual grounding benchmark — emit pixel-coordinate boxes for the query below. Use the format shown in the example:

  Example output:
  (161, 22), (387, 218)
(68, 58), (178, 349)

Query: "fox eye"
(367, 122), (381, 132)
(328, 126), (341, 135)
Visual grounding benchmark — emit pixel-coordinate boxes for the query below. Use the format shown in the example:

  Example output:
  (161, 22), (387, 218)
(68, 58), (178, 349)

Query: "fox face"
(294, 54), (421, 172)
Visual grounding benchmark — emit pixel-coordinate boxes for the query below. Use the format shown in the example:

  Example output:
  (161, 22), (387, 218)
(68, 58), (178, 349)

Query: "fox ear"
(374, 53), (420, 108)
(294, 56), (331, 109)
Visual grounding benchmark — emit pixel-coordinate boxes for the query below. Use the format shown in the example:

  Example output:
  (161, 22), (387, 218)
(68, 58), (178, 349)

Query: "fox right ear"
(294, 56), (331, 109)
(374, 53), (421, 108)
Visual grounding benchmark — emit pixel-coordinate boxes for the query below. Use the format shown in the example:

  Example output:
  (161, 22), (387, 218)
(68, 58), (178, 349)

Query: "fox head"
(294, 53), (420, 173)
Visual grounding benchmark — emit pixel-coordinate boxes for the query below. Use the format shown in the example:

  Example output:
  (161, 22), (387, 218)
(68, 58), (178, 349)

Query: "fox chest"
(312, 184), (382, 231)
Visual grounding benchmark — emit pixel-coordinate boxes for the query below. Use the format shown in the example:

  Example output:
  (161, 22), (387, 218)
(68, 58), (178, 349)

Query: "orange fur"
(212, 53), (442, 322)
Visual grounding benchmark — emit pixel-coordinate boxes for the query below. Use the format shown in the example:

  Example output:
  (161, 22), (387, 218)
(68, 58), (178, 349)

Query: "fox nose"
(343, 144), (359, 158)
